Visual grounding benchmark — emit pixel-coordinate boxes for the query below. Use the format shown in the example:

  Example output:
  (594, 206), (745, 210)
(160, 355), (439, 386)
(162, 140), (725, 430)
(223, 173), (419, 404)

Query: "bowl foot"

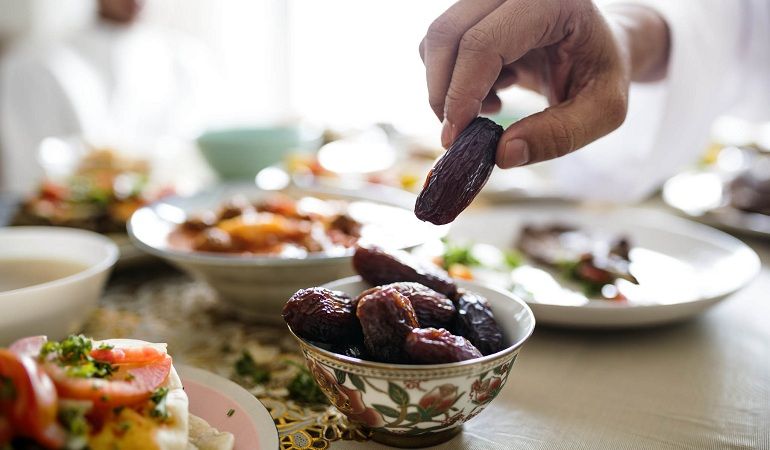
(370, 426), (462, 448)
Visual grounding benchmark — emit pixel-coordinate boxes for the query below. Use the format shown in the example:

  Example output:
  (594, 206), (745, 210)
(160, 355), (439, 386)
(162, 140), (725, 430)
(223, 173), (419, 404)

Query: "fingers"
(422, 0), (504, 122)
(480, 91), (502, 114)
(496, 79), (628, 168)
(442, 0), (565, 147)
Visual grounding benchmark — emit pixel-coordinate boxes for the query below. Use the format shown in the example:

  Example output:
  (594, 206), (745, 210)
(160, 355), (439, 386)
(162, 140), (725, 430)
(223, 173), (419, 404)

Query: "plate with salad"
(418, 205), (760, 328)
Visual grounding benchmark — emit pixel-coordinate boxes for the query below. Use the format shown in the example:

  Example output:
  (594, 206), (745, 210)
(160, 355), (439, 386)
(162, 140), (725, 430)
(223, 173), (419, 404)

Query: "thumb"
(496, 87), (628, 168)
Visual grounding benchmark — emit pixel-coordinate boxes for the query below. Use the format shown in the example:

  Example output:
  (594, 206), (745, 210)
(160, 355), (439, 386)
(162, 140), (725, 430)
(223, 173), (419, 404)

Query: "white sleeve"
(544, 0), (769, 203)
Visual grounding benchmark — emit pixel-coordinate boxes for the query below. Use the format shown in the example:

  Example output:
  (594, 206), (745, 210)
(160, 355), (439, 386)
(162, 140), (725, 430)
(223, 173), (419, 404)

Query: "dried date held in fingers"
(415, 117), (503, 225)
(404, 328), (482, 364)
(282, 287), (359, 344)
(454, 290), (504, 356)
(383, 282), (456, 329)
(356, 286), (419, 363)
(352, 246), (458, 298)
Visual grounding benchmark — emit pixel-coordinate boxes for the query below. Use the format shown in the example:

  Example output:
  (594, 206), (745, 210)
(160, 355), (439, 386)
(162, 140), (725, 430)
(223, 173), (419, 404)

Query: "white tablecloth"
(339, 238), (770, 449)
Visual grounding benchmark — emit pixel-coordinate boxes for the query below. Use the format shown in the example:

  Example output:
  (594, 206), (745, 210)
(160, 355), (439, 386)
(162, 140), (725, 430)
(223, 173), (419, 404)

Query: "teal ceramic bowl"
(197, 126), (322, 179)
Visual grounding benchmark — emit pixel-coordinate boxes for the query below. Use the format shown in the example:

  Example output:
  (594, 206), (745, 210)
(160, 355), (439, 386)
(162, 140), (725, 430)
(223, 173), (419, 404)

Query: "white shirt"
(0, 21), (218, 192)
(546, 0), (770, 202)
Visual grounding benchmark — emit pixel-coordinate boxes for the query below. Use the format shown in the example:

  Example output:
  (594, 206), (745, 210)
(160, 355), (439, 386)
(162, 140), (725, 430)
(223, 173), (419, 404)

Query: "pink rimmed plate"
(179, 365), (279, 450)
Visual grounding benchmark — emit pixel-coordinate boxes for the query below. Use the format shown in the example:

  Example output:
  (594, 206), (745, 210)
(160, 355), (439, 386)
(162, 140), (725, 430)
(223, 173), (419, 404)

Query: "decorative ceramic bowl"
(288, 276), (535, 448)
(0, 227), (119, 345)
(128, 183), (446, 323)
(197, 126), (322, 179)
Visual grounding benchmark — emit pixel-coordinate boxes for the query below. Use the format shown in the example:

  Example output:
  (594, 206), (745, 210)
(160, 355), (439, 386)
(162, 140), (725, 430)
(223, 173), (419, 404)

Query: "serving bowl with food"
(422, 204), (760, 328)
(129, 182), (446, 322)
(0, 227), (118, 345)
(283, 246), (535, 448)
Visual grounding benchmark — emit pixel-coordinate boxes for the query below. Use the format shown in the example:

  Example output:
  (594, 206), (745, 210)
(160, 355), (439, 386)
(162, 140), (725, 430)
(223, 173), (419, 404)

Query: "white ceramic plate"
(178, 365), (279, 450)
(445, 205), (760, 328)
(663, 170), (770, 238)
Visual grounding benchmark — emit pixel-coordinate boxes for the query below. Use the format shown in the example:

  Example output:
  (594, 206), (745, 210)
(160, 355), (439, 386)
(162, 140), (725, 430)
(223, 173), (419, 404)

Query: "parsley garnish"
(234, 352), (270, 384)
(150, 387), (169, 421)
(58, 405), (90, 437)
(441, 241), (480, 269)
(0, 376), (16, 401)
(285, 361), (327, 405)
(40, 335), (114, 379)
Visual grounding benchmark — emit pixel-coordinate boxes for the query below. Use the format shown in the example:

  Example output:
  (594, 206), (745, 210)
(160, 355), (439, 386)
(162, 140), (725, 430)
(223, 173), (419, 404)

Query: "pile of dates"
(282, 246), (505, 364)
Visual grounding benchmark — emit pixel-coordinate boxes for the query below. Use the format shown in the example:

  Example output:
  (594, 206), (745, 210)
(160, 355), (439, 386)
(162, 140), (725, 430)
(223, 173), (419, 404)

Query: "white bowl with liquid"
(0, 227), (118, 344)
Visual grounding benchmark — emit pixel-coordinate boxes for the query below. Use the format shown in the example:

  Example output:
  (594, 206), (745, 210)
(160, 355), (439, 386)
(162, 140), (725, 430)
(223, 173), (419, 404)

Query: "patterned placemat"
(80, 268), (370, 449)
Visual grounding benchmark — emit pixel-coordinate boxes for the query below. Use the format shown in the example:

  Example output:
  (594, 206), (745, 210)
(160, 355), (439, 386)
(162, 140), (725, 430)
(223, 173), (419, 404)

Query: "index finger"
(443, 0), (565, 145)
(422, 0), (504, 121)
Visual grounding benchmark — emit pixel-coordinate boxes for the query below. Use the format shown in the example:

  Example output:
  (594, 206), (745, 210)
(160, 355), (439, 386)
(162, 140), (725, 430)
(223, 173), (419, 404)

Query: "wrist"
(604, 4), (670, 82)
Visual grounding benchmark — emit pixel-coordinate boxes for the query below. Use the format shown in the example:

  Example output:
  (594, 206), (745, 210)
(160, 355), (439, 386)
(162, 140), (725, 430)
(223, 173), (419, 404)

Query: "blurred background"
(0, 0), (768, 227)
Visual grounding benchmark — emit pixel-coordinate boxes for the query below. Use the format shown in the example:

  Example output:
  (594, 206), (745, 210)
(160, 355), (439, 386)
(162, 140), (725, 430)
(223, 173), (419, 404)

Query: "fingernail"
(502, 139), (529, 168)
(441, 119), (457, 148)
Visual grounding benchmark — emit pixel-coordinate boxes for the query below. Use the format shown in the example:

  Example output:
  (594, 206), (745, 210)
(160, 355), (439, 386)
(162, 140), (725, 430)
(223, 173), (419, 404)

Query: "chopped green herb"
(59, 405), (90, 437)
(41, 335), (114, 379)
(441, 242), (480, 269)
(503, 249), (524, 268)
(117, 421), (132, 433)
(285, 361), (327, 405)
(97, 343), (114, 350)
(234, 352), (270, 384)
(150, 387), (170, 421)
(226, 408), (235, 417)
(0, 376), (16, 401)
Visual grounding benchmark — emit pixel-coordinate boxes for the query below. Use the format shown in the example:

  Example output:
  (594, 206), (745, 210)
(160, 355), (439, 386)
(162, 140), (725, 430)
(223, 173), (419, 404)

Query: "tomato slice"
(0, 415), (12, 446)
(47, 354), (172, 409)
(0, 350), (66, 449)
(89, 344), (166, 365)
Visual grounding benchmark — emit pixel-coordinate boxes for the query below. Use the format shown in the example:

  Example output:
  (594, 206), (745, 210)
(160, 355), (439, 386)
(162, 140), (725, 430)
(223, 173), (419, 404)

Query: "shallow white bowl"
(0, 227), (118, 344)
(289, 276), (535, 448)
(128, 183), (446, 322)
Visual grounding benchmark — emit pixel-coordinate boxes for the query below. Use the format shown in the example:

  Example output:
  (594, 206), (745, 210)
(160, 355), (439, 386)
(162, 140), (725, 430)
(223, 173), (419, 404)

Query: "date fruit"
(352, 246), (458, 298)
(383, 282), (456, 329)
(356, 286), (419, 363)
(282, 288), (359, 344)
(454, 290), (504, 356)
(404, 328), (482, 364)
(415, 117), (503, 225)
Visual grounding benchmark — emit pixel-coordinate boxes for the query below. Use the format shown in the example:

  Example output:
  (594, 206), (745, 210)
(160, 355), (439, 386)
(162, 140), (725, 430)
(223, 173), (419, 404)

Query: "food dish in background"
(664, 144), (770, 238)
(128, 182), (446, 322)
(12, 148), (168, 233)
(0, 335), (236, 450)
(0, 227), (118, 345)
(415, 205), (760, 328)
(171, 194), (363, 256)
(7, 138), (180, 266)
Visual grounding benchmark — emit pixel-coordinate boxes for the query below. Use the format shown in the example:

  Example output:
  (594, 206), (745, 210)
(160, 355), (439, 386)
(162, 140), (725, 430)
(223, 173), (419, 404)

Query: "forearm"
(604, 3), (670, 82)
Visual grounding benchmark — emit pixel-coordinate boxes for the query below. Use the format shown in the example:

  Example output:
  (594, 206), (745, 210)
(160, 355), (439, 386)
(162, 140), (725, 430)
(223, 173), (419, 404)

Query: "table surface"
(75, 210), (770, 450)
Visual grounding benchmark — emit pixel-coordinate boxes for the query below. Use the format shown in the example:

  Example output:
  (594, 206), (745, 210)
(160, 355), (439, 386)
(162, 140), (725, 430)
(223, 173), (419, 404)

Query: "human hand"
(419, 0), (668, 168)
